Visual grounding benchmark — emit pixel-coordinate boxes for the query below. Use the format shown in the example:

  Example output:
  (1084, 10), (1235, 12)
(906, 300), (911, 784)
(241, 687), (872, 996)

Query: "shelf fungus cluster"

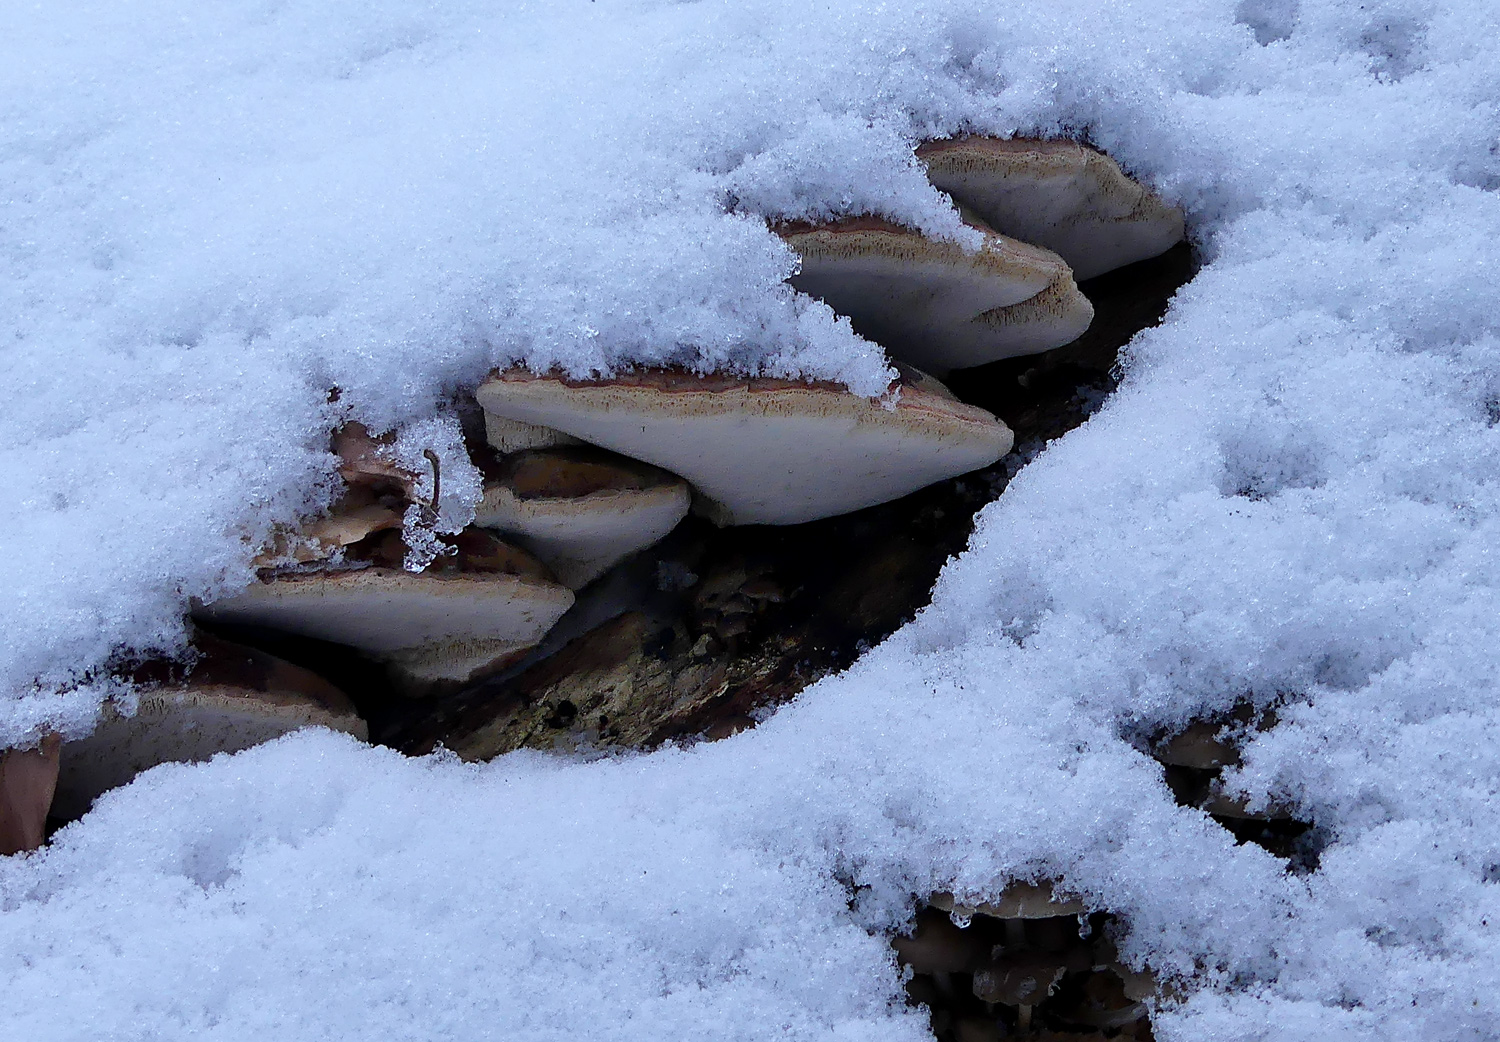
(5, 139), (1185, 854)
(199, 422), (579, 694)
(895, 883), (1158, 1042)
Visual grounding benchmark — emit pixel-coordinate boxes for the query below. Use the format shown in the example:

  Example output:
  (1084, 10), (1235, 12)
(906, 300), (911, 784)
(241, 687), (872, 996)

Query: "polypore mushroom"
(930, 881), (1089, 1032)
(934, 880), (1087, 985)
(474, 365), (1012, 526)
(475, 447), (690, 589)
(198, 530), (575, 692)
(0, 735), (61, 855)
(899, 886), (1157, 1041)
(971, 953), (1069, 1009)
(780, 216), (1093, 374)
(51, 634), (365, 821)
(918, 137), (1186, 281)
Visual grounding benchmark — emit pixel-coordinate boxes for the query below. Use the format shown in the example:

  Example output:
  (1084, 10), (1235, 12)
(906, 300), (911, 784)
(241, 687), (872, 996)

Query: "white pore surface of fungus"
(3, 1), (1500, 1040)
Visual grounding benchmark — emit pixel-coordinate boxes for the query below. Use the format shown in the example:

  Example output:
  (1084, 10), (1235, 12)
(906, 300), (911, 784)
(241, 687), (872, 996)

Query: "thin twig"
(422, 448), (442, 525)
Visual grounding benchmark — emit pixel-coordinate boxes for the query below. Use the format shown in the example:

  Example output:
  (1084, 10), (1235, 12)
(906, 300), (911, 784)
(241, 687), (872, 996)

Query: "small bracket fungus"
(253, 500), (405, 568)
(918, 137), (1186, 282)
(0, 735), (61, 855)
(474, 365), (1012, 526)
(199, 535), (575, 693)
(475, 447), (691, 589)
(898, 884), (1157, 1041)
(781, 216), (1093, 374)
(52, 635), (365, 822)
(334, 422), (424, 500)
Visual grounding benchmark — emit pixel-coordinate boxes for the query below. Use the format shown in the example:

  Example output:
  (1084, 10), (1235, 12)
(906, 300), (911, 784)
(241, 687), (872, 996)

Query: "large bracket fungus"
(207, 420), (576, 695)
(918, 138), (1186, 282)
(52, 634), (367, 821)
(198, 548), (576, 693)
(781, 216), (1093, 375)
(474, 365), (1012, 526)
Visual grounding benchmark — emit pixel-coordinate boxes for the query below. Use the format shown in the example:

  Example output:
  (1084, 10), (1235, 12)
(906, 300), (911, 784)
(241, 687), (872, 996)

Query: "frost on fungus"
(4, 2), (1500, 1042)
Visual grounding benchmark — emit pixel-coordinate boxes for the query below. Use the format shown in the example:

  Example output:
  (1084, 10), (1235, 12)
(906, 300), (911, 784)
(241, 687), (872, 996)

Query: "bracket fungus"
(781, 216), (1093, 375)
(52, 635), (365, 822)
(475, 447), (691, 589)
(208, 414), (574, 694)
(474, 365), (1012, 526)
(0, 735), (61, 855)
(918, 137), (1185, 282)
(199, 532), (575, 693)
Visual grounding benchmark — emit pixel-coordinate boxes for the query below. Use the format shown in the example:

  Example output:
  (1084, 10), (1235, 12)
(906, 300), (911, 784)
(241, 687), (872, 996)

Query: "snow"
(382, 414), (483, 570)
(4, 0), (1500, 1039)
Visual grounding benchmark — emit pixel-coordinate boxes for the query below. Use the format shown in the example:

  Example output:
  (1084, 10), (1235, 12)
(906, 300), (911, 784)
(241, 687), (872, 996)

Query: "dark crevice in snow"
(45, 241), (1198, 829)
(1161, 763), (1323, 872)
(48, 239), (1202, 830)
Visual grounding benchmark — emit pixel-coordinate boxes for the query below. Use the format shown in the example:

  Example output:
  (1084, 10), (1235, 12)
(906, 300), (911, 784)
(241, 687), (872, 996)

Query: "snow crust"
(4, 0), (1500, 1039)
